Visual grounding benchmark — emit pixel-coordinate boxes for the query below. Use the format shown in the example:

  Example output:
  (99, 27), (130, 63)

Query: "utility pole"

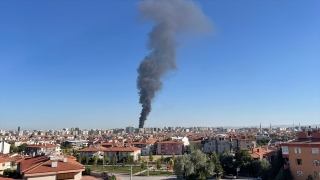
(130, 165), (132, 180)
(103, 155), (104, 172)
(147, 161), (149, 176)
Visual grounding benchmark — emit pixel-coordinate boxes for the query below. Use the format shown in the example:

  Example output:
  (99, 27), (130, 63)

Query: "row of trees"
(173, 148), (293, 180)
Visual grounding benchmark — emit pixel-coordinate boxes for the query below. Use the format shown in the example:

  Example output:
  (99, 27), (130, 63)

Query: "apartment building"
(233, 136), (256, 151)
(281, 130), (320, 179)
(25, 144), (60, 156)
(201, 135), (233, 154)
(157, 140), (184, 155)
(125, 139), (157, 156)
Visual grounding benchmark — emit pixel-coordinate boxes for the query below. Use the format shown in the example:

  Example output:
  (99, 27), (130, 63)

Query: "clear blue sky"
(1, 0), (319, 130)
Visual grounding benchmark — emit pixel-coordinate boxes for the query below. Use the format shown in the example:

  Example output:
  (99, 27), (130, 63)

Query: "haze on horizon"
(0, 0), (319, 130)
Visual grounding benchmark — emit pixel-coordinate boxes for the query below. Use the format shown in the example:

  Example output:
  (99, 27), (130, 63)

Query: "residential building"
(189, 140), (202, 153)
(0, 140), (10, 154)
(201, 135), (233, 154)
(0, 158), (12, 175)
(78, 146), (108, 159)
(18, 155), (84, 180)
(126, 139), (157, 156)
(25, 144), (60, 156)
(281, 130), (320, 179)
(157, 140), (184, 155)
(63, 140), (88, 148)
(104, 147), (141, 162)
(233, 136), (256, 151)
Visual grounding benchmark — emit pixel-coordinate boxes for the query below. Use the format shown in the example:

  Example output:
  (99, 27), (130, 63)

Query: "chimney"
(51, 161), (57, 167)
(257, 148), (260, 153)
(63, 158), (67, 162)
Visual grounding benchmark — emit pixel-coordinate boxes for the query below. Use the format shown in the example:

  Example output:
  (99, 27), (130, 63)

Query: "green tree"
(149, 151), (154, 162)
(160, 154), (165, 163)
(3, 169), (17, 178)
(141, 161), (146, 169)
(111, 155), (118, 166)
(103, 154), (109, 165)
(82, 167), (91, 175)
(234, 150), (253, 176)
(173, 149), (214, 180)
(18, 143), (28, 153)
(211, 152), (223, 178)
(122, 159), (126, 170)
(252, 159), (270, 178)
(93, 155), (98, 167)
(157, 159), (161, 170)
(84, 154), (89, 165)
(77, 154), (82, 164)
(172, 153), (175, 160)
(268, 150), (293, 180)
(10, 144), (19, 153)
(219, 147), (233, 174)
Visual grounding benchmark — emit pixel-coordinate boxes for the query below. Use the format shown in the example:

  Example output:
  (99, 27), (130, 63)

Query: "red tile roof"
(19, 155), (84, 176)
(104, 146), (141, 152)
(78, 146), (109, 152)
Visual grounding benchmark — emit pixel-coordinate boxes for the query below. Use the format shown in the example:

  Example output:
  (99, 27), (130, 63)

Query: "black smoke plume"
(137, 0), (213, 128)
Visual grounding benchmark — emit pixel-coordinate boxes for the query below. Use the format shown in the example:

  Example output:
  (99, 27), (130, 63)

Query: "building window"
(312, 148), (319, 154)
(315, 171), (320, 178)
(294, 147), (301, 154)
(314, 160), (320, 166)
(297, 170), (303, 177)
(296, 159), (302, 165)
(282, 146), (289, 154)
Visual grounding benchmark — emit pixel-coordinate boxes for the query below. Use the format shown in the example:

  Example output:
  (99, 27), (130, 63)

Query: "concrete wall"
(74, 171), (82, 180)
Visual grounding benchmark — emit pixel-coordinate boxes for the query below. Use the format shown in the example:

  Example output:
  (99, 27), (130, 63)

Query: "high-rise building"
(18, 126), (20, 132)
(126, 126), (134, 134)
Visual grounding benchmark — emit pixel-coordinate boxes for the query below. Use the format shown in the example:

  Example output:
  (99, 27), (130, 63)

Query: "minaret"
(260, 123), (262, 133)
(299, 123), (301, 131)
(293, 123), (295, 133)
(269, 123), (271, 133)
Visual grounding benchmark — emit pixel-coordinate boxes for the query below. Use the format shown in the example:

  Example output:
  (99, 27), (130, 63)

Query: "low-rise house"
(157, 140), (184, 155)
(249, 147), (277, 162)
(18, 155), (84, 180)
(0, 158), (12, 175)
(78, 146), (108, 159)
(104, 147), (141, 162)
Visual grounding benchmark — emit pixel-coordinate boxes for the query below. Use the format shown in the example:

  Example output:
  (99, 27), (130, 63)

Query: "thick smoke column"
(137, 0), (213, 128)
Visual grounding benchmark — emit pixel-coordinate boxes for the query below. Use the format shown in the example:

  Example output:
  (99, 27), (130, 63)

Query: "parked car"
(225, 174), (237, 179)
(257, 176), (262, 180)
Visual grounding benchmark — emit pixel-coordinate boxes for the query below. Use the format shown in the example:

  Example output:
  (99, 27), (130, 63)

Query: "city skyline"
(1, 0), (319, 130)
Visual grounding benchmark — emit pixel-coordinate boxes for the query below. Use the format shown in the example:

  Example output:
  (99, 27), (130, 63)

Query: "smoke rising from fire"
(137, 0), (213, 128)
